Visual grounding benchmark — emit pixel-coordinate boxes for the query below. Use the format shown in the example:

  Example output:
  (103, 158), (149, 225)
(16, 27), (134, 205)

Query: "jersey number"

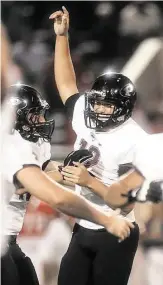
(79, 139), (100, 167)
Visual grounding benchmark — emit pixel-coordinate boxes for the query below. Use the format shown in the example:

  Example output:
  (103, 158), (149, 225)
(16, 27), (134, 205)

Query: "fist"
(105, 210), (135, 241)
(49, 6), (69, 36)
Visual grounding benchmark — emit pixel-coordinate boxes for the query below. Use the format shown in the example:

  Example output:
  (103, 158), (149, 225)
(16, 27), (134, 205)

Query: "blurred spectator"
(12, 28), (51, 85)
(146, 111), (163, 133)
(118, 1), (163, 58)
(119, 2), (162, 38)
(141, 203), (163, 285)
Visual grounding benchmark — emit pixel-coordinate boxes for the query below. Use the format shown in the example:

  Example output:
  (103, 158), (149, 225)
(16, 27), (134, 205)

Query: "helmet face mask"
(8, 84), (55, 142)
(84, 73), (137, 131)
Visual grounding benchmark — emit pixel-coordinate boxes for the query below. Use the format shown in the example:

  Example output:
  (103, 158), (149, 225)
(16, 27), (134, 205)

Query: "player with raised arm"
(50, 6), (148, 285)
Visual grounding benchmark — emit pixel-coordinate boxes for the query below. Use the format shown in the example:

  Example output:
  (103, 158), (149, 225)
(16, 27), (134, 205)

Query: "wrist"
(57, 32), (69, 38)
(98, 212), (112, 228)
(87, 175), (95, 189)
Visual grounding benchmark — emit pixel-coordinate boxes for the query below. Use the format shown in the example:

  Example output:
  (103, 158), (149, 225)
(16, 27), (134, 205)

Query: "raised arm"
(49, 6), (78, 104)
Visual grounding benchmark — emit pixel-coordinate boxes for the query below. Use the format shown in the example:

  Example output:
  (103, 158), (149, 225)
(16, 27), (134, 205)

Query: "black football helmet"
(84, 72), (137, 130)
(7, 84), (55, 142)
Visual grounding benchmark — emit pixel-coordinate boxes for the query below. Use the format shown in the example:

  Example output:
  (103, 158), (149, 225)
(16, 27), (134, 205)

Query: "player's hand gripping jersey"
(65, 93), (148, 229)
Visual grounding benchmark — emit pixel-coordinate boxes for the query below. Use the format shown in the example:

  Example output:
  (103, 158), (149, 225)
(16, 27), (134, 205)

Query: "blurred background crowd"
(1, 1), (163, 285)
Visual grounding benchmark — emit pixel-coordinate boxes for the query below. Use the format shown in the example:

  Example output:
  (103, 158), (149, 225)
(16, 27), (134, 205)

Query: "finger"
(61, 170), (74, 176)
(118, 238), (124, 243)
(126, 226), (131, 237)
(127, 221), (135, 229)
(63, 166), (77, 171)
(63, 167), (80, 175)
(122, 227), (130, 238)
(62, 169), (78, 176)
(62, 167), (76, 174)
(73, 161), (86, 169)
(61, 171), (74, 177)
(62, 6), (69, 16)
(61, 171), (79, 180)
(118, 233), (125, 242)
(64, 176), (77, 183)
(49, 11), (63, 19)
(62, 15), (68, 25)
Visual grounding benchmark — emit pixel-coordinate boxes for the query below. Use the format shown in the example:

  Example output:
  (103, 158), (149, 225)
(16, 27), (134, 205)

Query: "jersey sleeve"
(120, 121), (148, 163)
(64, 93), (80, 120)
(133, 134), (163, 180)
(2, 134), (40, 184)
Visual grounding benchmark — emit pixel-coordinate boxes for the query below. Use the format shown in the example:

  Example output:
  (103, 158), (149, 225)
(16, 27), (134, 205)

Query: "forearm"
(55, 35), (78, 103)
(56, 188), (108, 226)
(87, 175), (136, 209)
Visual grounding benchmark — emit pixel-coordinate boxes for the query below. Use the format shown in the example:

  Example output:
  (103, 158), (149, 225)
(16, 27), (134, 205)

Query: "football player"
(50, 6), (148, 285)
(1, 84), (134, 285)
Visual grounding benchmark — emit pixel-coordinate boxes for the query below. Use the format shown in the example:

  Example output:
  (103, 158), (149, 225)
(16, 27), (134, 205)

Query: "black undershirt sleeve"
(42, 159), (51, 171)
(118, 163), (133, 177)
(64, 93), (80, 121)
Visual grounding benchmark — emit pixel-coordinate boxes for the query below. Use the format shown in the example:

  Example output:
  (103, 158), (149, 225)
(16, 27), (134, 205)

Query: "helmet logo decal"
(9, 97), (27, 110)
(121, 83), (135, 97)
(10, 97), (22, 106)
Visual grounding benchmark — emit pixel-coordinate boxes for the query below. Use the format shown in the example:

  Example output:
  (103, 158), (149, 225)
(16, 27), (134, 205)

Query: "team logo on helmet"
(9, 97), (27, 109)
(121, 83), (135, 97)
(10, 97), (22, 106)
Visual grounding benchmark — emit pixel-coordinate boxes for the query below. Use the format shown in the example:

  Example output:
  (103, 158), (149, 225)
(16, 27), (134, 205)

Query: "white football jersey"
(72, 95), (148, 229)
(1, 99), (16, 255)
(133, 133), (163, 181)
(3, 130), (51, 235)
